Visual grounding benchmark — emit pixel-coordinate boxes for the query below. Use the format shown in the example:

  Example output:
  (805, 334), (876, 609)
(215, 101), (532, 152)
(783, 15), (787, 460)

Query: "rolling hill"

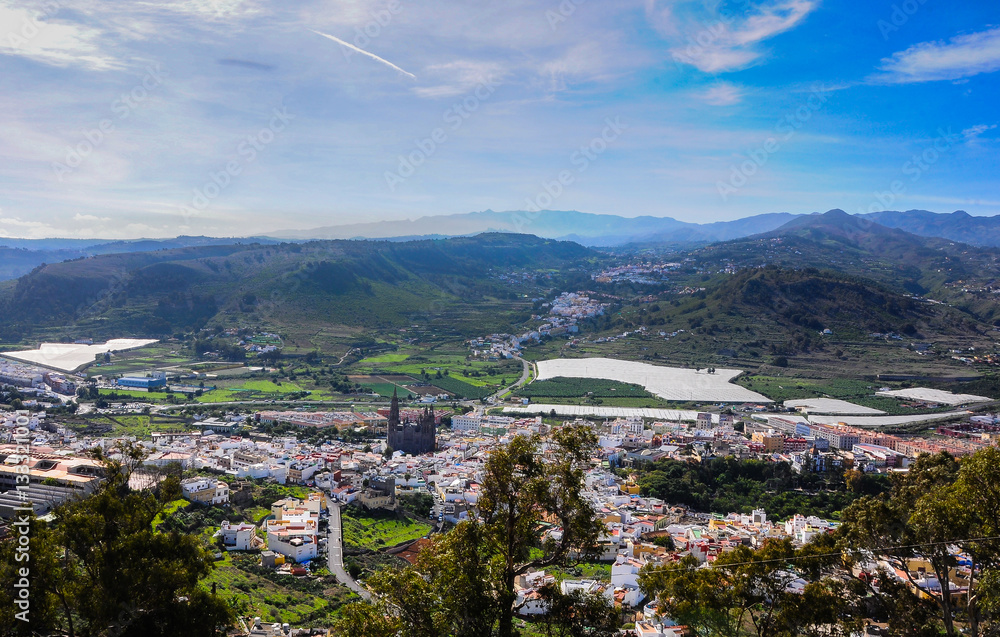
(861, 209), (1000, 247)
(603, 265), (990, 371)
(0, 234), (594, 341)
(687, 209), (1000, 297)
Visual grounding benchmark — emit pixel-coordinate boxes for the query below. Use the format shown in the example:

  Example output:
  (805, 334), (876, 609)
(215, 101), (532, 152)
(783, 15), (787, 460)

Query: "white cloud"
(154, 0), (260, 19)
(0, 3), (121, 70)
(962, 123), (997, 145)
(413, 60), (505, 99)
(73, 213), (111, 222)
(658, 0), (818, 73)
(875, 27), (1000, 84)
(0, 216), (56, 238)
(697, 82), (744, 105)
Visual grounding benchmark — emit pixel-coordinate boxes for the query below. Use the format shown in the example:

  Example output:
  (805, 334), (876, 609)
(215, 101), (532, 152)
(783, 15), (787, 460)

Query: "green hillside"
(0, 234), (593, 341)
(689, 209), (1000, 298)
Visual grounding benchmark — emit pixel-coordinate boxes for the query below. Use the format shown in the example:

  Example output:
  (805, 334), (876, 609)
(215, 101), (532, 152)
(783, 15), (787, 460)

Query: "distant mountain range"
(1, 209), (1000, 283)
(0, 236), (280, 281)
(267, 209), (803, 247)
(269, 208), (1000, 248)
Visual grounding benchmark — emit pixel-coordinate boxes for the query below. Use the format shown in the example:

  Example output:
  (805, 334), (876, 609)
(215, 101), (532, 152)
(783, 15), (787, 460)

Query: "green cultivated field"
(735, 375), (957, 414)
(340, 505), (432, 550)
(196, 379), (307, 403)
(358, 353), (411, 364)
(425, 375), (494, 399)
(77, 414), (193, 438)
(360, 382), (405, 397)
(518, 377), (653, 398)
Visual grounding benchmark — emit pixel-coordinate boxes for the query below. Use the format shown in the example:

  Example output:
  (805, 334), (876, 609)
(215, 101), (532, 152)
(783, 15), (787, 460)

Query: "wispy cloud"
(0, 3), (121, 70)
(134, 0), (261, 20)
(0, 215), (55, 238)
(963, 123), (997, 145)
(73, 213), (111, 222)
(413, 60), (504, 99)
(874, 27), (1000, 84)
(659, 0), (818, 73)
(697, 82), (744, 106)
(311, 29), (415, 79)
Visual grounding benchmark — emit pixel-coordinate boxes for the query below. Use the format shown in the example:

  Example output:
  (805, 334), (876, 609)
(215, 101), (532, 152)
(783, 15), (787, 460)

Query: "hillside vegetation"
(0, 234), (593, 340)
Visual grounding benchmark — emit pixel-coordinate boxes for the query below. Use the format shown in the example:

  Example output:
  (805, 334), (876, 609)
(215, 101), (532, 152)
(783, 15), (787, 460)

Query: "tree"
(840, 452), (968, 636)
(535, 583), (620, 637)
(639, 537), (859, 637)
(335, 425), (611, 637)
(0, 441), (233, 636)
(951, 446), (1000, 634)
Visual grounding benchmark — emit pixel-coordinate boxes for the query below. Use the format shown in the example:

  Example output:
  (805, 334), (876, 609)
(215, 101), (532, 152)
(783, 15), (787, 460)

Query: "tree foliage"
(0, 441), (233, 637)
(334, 425), (613, 637)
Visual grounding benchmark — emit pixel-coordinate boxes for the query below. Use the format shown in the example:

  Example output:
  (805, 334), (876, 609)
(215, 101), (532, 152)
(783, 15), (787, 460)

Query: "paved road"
(328, 503), (371, 599)
(489, 356), (534, 402)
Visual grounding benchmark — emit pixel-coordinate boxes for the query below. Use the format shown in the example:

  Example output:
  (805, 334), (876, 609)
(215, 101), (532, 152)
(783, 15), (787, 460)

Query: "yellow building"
(751, 431), (784, 453)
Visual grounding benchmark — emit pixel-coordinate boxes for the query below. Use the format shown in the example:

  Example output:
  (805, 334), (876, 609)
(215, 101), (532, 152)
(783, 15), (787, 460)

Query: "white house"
(218, 521), (257, 551)
(180, 477), (229, 505)
(266, 533), (317, 563)
(611, 555), (642, 588)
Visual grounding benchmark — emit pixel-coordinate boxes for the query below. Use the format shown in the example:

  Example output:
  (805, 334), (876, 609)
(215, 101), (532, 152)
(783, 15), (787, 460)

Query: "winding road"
(327, 503), (370, 599)
(488, 356), (534, 403)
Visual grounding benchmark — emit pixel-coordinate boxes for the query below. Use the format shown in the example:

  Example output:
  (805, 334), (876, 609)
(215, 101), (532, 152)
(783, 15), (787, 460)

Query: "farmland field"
(196, 379), (307, 403)
(424, 375), (494, 399)
(358, 353), (410, 364)
(518, 377), (654, 398)
(535, 357), (771, 403)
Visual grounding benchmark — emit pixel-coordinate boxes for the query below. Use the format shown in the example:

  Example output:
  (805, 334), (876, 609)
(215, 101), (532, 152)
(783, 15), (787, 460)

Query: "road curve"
(489, 356), (534, 402)
(328, 502), (371, 600)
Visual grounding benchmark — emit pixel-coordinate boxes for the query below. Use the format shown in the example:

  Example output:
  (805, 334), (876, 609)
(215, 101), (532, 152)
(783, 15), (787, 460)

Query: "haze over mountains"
(268, 208), (1000, 248)
(1, 208), (999, 283)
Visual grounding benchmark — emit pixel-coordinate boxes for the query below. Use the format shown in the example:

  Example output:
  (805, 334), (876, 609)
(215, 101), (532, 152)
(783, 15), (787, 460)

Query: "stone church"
(386, 388), (436, 455)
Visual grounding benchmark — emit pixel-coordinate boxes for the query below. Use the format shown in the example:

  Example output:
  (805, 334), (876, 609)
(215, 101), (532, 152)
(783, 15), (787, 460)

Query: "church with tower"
(386, 388), (436, 455)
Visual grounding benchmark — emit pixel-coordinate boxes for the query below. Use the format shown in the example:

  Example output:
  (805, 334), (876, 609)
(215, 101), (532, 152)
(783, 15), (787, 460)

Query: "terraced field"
(340, 506), (432, 550)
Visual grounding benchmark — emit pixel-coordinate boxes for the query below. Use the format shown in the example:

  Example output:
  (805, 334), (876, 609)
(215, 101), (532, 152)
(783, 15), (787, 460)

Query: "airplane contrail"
(311, 30), (416, 79)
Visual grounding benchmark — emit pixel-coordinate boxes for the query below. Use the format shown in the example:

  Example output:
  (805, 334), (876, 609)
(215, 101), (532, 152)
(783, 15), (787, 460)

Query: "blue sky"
(0, 0), (998, 238)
